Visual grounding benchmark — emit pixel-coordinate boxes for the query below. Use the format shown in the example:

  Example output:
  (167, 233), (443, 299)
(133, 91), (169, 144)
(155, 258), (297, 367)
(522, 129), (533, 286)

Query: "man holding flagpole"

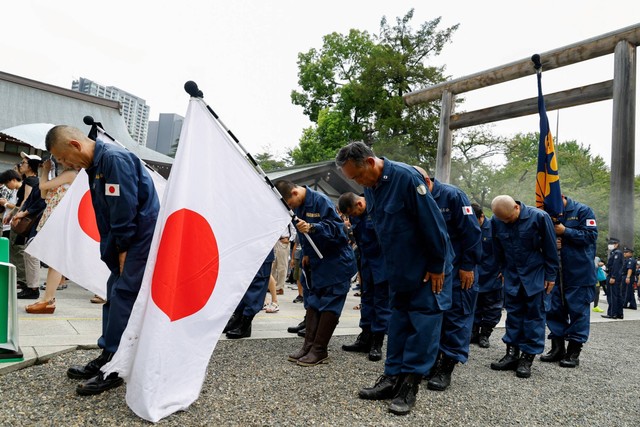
(45, 125), (160, 395)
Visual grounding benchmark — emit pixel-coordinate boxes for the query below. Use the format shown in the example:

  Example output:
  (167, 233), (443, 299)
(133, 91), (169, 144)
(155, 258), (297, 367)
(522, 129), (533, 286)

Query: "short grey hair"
(335, 141), (375, 167)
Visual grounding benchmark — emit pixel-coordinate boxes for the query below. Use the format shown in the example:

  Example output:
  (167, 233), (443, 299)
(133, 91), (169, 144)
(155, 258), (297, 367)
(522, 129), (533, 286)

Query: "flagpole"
(82, 116), (164, 180)
(183, 81), (324, 259)
(532, 54), (564, 307)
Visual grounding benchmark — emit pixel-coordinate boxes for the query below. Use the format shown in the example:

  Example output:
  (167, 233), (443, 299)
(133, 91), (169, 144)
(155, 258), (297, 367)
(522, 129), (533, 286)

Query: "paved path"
(2, 272), (639, 374)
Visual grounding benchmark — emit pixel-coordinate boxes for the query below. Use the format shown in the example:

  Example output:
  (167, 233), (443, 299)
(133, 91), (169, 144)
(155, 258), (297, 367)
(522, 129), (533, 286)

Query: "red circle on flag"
(108, 186), (116, 194)
(152, 208), (219, 322)
(78, 191), (100, 242)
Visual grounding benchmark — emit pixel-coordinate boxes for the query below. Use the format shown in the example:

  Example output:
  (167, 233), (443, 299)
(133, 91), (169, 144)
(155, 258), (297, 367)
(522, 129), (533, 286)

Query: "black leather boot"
(516, 353), (535, 378)
(478, 326), (493, 348)
(67, 350), (114, 380)
(388, 373), (422, 415)
(470, 324), (480, 344)
(559, 341), (583, 368)
(288, 309), (319, 362)
(540, 337), (565, 362)
(76, 372), (124, 396)
(225, 315), (253, 339)
(490, 345), (520, 371)
(342, 327), (372, 353)
(287, 315), (306, 334)
(223, 311), (241, 333)
(358, 374), (400, 400)
(368, 332), (385, 362)
(297, 311), (339, 366)
(427, 354), (456, 391)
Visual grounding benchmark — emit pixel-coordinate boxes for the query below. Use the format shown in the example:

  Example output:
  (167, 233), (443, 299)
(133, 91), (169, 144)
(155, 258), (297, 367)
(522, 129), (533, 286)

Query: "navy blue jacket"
(557, 197), (597, 287)
(478, 219), (502, 292)
(606, 248), (624, 282)
(492, 202), (559, 297)
(87, 139), (160, 272)
(295, 186), (357, 288)
(350, 210), (387, 285)
(430, 179), (481, 287)
(364, 159), (453, 300)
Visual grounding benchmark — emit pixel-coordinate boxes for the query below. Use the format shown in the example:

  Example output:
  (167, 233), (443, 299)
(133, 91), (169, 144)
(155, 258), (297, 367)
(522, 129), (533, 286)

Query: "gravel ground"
(1, 321), (639, 426)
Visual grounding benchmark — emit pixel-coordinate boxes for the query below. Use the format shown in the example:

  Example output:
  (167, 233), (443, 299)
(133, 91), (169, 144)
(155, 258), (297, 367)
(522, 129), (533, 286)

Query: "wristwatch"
(309, 224), (316, 233)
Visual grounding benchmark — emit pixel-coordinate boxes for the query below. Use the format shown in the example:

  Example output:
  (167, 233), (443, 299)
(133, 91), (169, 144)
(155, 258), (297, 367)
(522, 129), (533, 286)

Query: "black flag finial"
(531, 54), (542, 71)
(184, 81), (204, 98)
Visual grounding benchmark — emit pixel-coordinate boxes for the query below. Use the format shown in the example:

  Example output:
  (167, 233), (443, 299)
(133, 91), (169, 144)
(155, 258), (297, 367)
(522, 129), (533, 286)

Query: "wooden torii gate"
(404, 23), (639, 249)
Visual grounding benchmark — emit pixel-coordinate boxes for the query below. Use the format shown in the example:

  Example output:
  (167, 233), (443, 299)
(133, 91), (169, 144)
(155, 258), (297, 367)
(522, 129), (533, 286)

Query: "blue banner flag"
(534, 70), (563, 218)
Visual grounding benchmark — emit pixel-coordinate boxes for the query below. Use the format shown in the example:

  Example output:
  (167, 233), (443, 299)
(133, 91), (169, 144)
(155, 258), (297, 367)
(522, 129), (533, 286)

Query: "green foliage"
(289, 10), (458, 165)
(254, 149), (287, 172)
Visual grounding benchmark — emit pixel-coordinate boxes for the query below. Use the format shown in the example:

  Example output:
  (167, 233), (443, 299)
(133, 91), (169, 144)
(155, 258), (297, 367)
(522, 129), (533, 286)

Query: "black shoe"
(225, 315), (253, 339)
(342, 329), (372, 353)
(559, 341), (583, 368)
(601, 315), (613, 319)
(516, 353), (535, 378)
(17, 287), (39, 299)
(368, 332), (385, 362)
(297, 328), (306, 337)
(388, 374), (421, 415)
(287, 318), (306, 334)
(491, 345), (520, 371)
(427, 355), (456, 391)
(67, 351), (114, 380)
(478, 326), (493, 348)
(292, 295), (304, 303)
(223, 312), (241, 334)
(540, 337), (565, 363)
(359, 375), (399, 400)
(76, 372), (123, 396)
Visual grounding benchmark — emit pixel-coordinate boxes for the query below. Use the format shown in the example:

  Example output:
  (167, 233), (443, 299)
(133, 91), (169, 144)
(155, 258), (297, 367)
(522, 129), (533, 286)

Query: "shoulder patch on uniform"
(416, 184), (427, 195)
(585, 219), (596, 226)
(462, 206), (473, 215)
(105, 183), (120, 196)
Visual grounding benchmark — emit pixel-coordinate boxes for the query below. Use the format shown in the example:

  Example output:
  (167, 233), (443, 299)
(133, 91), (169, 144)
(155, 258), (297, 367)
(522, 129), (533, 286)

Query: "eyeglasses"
(20, 160), (28, 165)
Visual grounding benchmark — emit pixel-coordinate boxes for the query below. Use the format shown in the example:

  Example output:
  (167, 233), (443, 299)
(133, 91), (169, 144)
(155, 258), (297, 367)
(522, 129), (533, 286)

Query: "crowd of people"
(3, 131), (636, 415)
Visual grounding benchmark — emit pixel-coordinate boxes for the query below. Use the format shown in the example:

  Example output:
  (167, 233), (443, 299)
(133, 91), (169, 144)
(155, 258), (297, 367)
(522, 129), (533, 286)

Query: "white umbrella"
(0, 123), (55, 151)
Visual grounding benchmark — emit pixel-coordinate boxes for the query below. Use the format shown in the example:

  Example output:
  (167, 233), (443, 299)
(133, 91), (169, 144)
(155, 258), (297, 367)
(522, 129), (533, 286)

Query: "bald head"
(45, 125), (95, 169)
(491, 195), (519, 223)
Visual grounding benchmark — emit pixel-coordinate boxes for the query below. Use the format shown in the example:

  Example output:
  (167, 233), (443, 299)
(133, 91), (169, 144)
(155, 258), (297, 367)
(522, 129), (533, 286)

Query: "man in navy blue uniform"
(223, 251), (275, 339)
(540, 196), (597, 368)
(336, 142), (453, 416)
(489, 195), (558, 379)
(46, 125), (159, 395)
(338, 192), (391, 362)
(603, 238), (624, 319)
(412, 167), (481, 392)
(622, 248), (637, 310)
(470, 203), (503, 349)
(275, 180), (357, 367)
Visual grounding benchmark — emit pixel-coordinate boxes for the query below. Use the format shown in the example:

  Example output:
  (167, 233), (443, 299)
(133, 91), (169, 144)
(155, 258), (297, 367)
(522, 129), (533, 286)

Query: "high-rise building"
(71, 77), (150, 145)
(146, 113), (183, 156)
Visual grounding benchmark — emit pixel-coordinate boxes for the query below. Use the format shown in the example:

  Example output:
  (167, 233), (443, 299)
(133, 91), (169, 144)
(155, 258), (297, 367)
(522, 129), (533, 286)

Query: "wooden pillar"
(435, 90), (454, 183)
(609, 40), (636, 247)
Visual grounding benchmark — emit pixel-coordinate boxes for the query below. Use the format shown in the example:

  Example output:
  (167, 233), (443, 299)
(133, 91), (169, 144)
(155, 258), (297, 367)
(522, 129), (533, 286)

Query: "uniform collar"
(303, 185), (315, 209)
(377, 157), (393, 185)
(431, 178), (442, 197)
(516, 201), (532, 220)
(90, 139), (106, 170)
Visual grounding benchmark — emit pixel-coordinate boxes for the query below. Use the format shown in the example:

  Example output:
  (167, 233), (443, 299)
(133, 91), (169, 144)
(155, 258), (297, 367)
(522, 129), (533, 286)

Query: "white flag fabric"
(25, 169), (111, 298)
(25, 131), (167, 298)
(102, 97), (291, 422)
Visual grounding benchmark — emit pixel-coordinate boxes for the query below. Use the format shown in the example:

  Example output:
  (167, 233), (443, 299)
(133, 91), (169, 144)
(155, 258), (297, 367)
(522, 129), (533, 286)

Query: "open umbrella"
(0, 123), (55, 151)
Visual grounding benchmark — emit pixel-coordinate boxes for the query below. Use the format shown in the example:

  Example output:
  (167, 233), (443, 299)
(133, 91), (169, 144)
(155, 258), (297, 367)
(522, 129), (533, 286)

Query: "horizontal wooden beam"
(449, 80), (613, 130)
(404, 23), (640, 106)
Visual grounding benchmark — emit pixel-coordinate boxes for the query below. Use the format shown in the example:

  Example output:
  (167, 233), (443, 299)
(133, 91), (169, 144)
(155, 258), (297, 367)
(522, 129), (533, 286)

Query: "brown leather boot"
(287, 308), (319, 362)
(297, 311), (339, 366)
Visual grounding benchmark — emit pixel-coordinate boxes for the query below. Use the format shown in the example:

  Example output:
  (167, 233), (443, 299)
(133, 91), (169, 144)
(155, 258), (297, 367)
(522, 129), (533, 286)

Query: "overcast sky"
(3, 1), (639, 168)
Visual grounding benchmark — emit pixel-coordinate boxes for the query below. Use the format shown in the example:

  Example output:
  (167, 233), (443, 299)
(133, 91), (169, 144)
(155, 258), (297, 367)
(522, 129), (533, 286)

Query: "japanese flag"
(586, 219), (596, 227)
(462, 206), (473, 215)
(25, 132), (167, 298)
(102, 97), (291, 422)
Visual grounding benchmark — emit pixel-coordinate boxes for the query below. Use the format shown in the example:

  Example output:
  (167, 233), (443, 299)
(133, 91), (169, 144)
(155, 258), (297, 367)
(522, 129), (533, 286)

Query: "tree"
(254, 149), (287, 172)
(289, 10), (459, 165)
